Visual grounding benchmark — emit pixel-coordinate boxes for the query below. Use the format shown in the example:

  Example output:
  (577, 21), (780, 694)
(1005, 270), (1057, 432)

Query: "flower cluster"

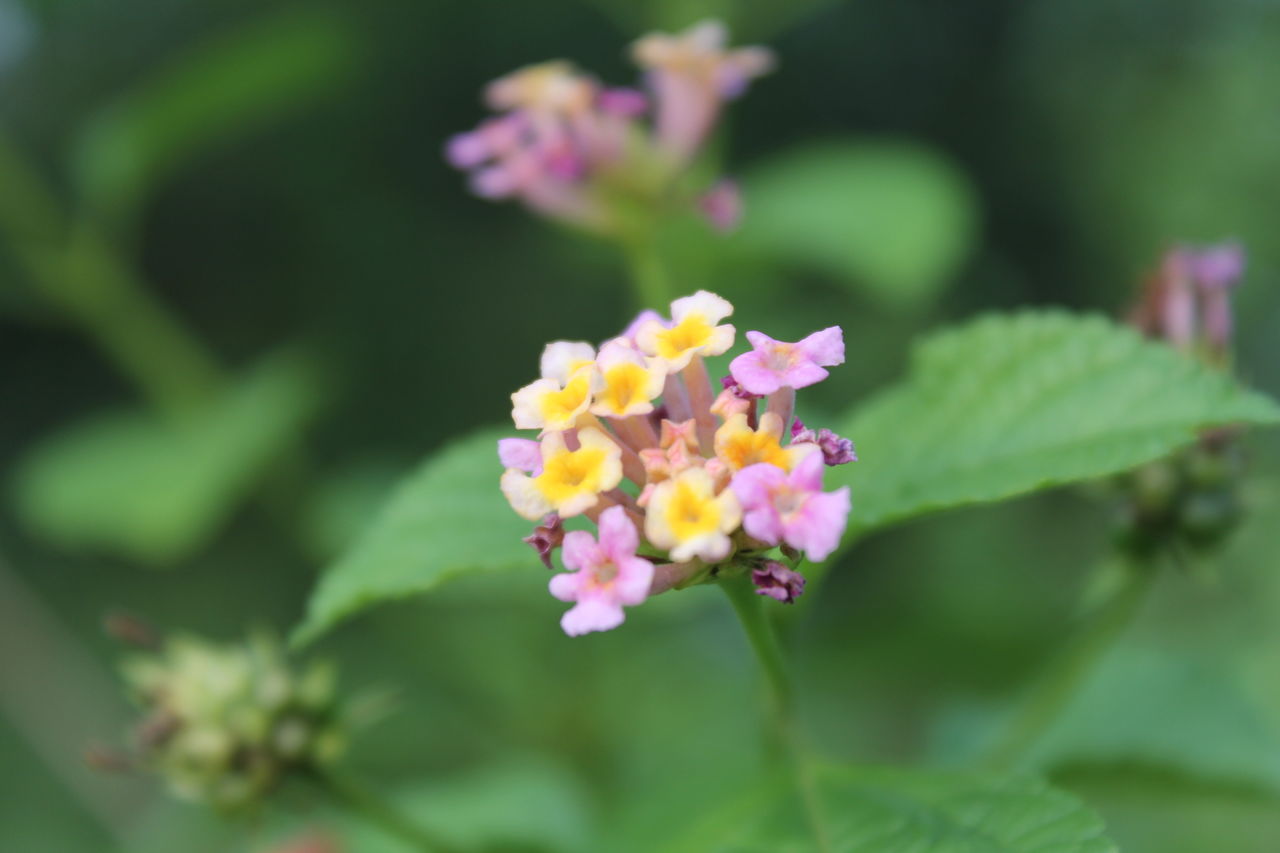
(103, 631), (345, 812)
(445, 21), (772, 234)
(1119, 242), (1248, 556)
(498, 291), (855, 636)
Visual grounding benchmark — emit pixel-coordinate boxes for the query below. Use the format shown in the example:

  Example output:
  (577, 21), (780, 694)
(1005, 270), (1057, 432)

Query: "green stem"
(722, 576), (831, 853)
(621, 237), (670, 311)
(984, 557), (1156, 771)
(0, 131), (224, 417)
(310, 768), (457, 853)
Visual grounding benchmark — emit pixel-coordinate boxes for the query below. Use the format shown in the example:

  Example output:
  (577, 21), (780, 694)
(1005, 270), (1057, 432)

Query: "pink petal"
(778, 361), (829, 390)
(549, 572), (581, 603)
(597, 505), (638, 559)
(561, 530), (601, 572)
(731, 463), (788, 509)
(613, 556), (655, 605)
(742, 505), (783, 545)
(745, 330), (780, 350)
(795, 327), (845, 367)
(729, 350), (784, 396)
(622, 310), (666, 344)
(783, 487), (851, 561)
(445, 131), (489, 168)
(788, 449), (826, 493)
(561, 598), (626, 636)
(497, 438), (543, 474)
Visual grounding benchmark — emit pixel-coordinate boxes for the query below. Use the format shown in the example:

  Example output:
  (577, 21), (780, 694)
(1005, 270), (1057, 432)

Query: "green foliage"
(830, 311), (1280, 539)
(10, 352), (322, 564)
(1024, 647), (1280, 792)
(740, 139), (979, 309)
(340, 758), (594, 852)
(664, 765), (1116, 853)
(72, 9), (358, 219)
(293, 428), (533, 647)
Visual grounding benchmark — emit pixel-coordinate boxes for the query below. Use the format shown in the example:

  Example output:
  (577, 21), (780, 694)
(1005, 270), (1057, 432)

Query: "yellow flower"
(714, 412), (814, 472)
(590, 339), (666, 418)
(644, 467), (741, 562)
(501, 428), (623, 520)
(636, 290), (735, 371)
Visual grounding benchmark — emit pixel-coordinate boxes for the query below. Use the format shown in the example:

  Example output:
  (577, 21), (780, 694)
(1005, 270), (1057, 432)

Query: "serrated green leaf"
(831, 311), (1280, 538)
(740, 139), (978, 308)
(10, 352), (322, 564)
(664, 765), (1116, 853)
(292, 428), (533, 647)
(72, 9), (357, 217)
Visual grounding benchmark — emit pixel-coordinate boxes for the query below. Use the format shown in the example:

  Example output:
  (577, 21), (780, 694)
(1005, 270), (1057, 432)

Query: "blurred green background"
(2, 0), (1279, 850)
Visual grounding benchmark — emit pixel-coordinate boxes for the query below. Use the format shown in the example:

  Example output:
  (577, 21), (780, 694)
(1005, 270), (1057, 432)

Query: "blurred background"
(2, 0), (1279, 850)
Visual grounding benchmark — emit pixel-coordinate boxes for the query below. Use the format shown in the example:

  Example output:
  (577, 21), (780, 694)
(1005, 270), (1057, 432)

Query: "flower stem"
(0, 131), (223, 418)
(621, 237), (670, 311)
(721, 576), (832, 853)
(983, 556), (1156, 771)
(310, 767), (457, 853)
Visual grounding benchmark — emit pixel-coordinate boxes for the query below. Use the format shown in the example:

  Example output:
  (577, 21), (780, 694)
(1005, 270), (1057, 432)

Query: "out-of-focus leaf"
(355, 757), (593, 853)
(830, 311), (1280, 539)
(301, 458), (404, 562)
(1025, 647), (1280, 791)
(662, 764), (1116, 853)
(739, 139), (979, 309)
(292, 428), (532, 647)
(72, 9), (357, 216)
(1055, 764), (1280, 853)
(11, 352), (323, 565)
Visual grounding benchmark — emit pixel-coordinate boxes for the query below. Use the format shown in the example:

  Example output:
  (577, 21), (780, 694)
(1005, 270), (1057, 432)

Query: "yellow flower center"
(536, 445), (609, 505)
(664, 479), (723, 541)
(538, 373), (591, 427)
(655, 314), (714, 362)
(718, 429), (791, 471)
(598, 363), (651, 414)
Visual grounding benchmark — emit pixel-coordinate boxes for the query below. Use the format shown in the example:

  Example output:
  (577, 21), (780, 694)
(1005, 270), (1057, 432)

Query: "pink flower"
(632, 21), (774, 164)
(549, 506), (654, 636)
(728, 327), (845, 396)
(730, 453), (851, 561)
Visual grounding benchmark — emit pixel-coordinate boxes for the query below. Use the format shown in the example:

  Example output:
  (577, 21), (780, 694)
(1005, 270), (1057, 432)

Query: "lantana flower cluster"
(498, 291), (855, 636)
(445, 21), (772, 234)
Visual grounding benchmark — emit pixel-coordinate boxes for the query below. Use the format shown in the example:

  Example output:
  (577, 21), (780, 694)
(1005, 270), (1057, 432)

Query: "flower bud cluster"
(117, 633), (344, 812)
(445, 21), (772, 234)
(498, 291), (855, 636)
(1119, 243), (1249, 556)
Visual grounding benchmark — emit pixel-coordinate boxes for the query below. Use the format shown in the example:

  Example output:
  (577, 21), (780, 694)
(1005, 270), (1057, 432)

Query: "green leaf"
(361, 757), (594, 853)
(740, 139), (979, 308)
(664, 765), (1116, 853)
(831, 311), (1280, 538)
(72, 9), (357, 217)
(10, 352), (322, 564)
(1025, 647), (1280, 792)
(292, 428), (533, 647)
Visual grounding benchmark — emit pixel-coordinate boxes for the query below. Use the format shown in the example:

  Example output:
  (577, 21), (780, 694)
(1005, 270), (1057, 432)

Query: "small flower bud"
(752, 561), (806, 604)
(523, 513), (566, 569)
(792, 424), (857, 466)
